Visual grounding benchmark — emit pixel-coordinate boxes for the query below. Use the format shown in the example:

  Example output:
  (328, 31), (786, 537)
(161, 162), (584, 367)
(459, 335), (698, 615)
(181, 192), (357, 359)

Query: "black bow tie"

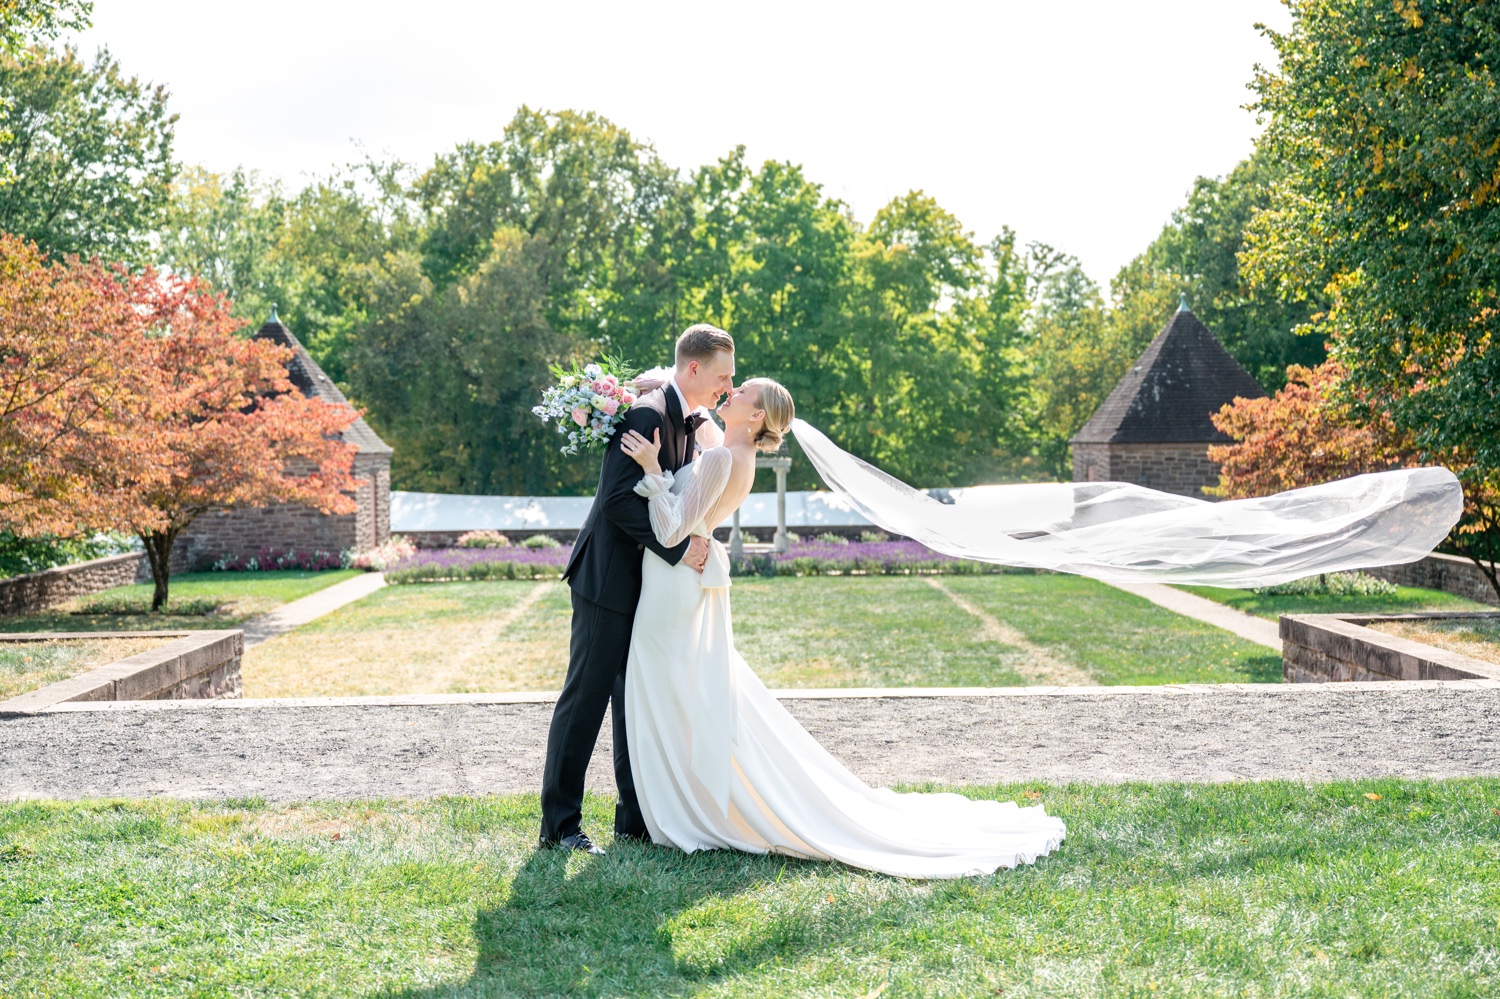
(684, 413), (707, 434)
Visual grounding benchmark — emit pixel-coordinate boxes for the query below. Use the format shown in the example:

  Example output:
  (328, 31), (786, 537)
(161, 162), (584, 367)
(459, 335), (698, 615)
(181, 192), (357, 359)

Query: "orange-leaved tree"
(1208, 359), (1500, 600)
(0, 234), (151, 534)
(96, 272), (362, 609)
(1, 234), (363, 609)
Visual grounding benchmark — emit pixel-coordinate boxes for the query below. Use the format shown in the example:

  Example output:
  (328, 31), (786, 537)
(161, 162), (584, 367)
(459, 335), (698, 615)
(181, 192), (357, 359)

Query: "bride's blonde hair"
(747, 378), (794, 454)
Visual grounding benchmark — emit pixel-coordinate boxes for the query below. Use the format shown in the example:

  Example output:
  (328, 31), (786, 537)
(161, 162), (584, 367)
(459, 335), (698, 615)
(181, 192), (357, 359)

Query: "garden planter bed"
(0, 630), (243, 716)
(1280, 611), (1500, 683)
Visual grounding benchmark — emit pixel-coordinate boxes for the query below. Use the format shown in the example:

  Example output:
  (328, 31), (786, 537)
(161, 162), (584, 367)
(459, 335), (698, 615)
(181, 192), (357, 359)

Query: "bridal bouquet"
(533, 359), (639, 455)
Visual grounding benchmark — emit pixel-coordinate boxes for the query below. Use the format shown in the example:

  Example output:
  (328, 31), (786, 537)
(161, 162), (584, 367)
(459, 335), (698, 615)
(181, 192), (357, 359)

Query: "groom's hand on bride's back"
(685, 536), (710, 573)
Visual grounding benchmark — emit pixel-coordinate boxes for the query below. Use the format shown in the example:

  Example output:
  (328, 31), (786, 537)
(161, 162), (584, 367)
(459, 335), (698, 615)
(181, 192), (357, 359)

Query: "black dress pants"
(538, 589), (647, 842)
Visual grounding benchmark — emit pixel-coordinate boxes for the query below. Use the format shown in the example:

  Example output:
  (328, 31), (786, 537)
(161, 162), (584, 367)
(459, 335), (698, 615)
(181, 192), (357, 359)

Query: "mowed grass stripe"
(729, 575), (1033, 688)
(942, 575), (1284, 685)
(242, 582), (571, 697)
(2, 781), (1496, 996)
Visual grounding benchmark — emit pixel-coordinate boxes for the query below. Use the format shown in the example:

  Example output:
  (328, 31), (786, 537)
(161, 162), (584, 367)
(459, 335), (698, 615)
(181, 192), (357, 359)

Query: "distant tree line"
(1, 33), (1325, 495)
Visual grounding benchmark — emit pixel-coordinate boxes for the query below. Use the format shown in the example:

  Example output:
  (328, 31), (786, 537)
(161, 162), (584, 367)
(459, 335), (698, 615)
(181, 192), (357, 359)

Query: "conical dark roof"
(1070, 306), (1265, 445)
(254, 313), (393, 456)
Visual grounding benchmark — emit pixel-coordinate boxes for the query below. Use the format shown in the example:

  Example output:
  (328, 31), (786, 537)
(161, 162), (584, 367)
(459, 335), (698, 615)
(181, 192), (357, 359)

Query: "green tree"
(0, 44), (175, 262)
(156, 165), (290, 324)
(0, 1), (90, 51)
(810, 189), (1020, 483)
(1245, 0), (1500, 474)
(1021, 257), (1118, 480)
(157, 158), (420, 384)
(1112, 151), (1326, 392)
(347, 229), (577, 495)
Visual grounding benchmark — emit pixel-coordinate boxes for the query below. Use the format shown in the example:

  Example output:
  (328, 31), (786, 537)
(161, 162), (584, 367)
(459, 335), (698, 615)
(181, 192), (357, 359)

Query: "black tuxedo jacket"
(562, 386), (694, 615)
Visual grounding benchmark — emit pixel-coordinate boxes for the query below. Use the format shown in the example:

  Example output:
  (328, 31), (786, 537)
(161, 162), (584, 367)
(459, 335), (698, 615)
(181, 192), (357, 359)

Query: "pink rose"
(602, 375), (618, 392)
(601, 398), (619, 416)
(591, 380), (607, 393)
(572, 407), (588, 427)
(621, 392), (635, 406)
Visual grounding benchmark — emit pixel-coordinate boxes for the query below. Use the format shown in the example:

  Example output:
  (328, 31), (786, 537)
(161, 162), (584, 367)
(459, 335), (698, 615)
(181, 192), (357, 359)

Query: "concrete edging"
(0, 630), (244, 716)
(1280, 611), (1500, 683)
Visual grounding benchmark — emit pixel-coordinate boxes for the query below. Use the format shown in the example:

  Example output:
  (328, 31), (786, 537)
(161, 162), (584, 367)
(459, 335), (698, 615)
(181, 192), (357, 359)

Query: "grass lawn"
(243, 575), (1282, 697)
(242, 581), (571, 698)
(0, 570), (363, 634)
(1174, 582), (1491, 621)
(1370, 616), (1500, 667)
(1, 780), (1496, 996)
(943, 575), (1281, 685)
(0, 637), (170, 700)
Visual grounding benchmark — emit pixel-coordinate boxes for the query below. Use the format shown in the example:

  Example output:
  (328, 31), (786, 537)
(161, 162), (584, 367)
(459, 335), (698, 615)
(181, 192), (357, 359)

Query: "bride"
(617, 377), (1065, 879)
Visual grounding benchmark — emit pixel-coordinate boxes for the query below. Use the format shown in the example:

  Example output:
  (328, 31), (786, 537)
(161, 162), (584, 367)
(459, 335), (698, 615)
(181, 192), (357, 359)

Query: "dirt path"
(5, 681), (1499, 801)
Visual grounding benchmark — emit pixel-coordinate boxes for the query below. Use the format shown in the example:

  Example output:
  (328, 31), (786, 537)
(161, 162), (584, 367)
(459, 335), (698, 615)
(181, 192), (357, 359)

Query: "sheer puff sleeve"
(634, 446), (734, 549)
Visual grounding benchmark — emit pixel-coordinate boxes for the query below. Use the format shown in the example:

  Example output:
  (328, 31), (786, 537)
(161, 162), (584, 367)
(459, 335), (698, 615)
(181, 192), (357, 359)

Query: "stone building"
(1069, 299), (1265, 498)
(173, 310), (394, 570)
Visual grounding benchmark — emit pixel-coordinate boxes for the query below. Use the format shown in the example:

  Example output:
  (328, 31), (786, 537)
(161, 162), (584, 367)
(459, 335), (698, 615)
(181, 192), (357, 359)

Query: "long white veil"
(790, 419), (1464, 587)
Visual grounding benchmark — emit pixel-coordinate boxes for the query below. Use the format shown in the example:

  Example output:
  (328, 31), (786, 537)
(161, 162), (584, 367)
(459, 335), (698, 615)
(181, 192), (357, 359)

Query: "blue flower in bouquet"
(533, 358), (640, 455)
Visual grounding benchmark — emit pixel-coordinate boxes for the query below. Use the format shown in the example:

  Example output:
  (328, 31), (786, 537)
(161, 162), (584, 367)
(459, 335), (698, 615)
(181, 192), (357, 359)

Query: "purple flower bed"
(738, 540), (1020, 577)
(385, 544), (572, 583)
(384, 540), (1027, 584)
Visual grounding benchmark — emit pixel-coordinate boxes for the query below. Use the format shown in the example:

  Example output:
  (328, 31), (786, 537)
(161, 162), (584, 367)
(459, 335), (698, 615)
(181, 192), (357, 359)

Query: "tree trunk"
(141, 529), (179, 612)
(1450, 497), (1500, 604)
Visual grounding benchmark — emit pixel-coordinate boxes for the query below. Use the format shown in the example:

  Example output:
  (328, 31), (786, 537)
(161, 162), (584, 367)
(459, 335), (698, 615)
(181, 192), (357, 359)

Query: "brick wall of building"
(1072, 442), (1220, 499)
(173, 454), (391, 570)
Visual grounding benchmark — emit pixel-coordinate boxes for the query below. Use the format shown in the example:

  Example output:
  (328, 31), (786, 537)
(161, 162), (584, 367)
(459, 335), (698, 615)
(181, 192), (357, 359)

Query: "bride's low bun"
(749, 379), (794, 454)
(755, 425), (786, 453)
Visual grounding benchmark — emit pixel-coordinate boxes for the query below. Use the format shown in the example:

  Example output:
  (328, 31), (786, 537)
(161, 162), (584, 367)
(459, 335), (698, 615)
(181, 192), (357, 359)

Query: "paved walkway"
(5, 681), (1498, 801)
(1106, 581), (1281, 648)
(240, 572), (386, 647)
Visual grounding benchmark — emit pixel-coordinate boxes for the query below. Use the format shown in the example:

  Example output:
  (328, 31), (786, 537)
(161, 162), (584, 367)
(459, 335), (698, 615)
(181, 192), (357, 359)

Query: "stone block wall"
(1280, 612), (1500, 683)
(173, 454), (391, 570)
(0, 629), (243, 715)
(1072, 442), (1220, 499)
(1365, 552), (1498, 606)
(0, 553), (147, 617)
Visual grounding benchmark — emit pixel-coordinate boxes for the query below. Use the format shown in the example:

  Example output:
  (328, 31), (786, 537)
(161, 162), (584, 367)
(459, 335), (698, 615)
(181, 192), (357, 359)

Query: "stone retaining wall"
(0, 630), (243, 715)
(1280, 611), (1500, 683)
(1365, 552), (1498, 606)
(0, 552), (147, 617)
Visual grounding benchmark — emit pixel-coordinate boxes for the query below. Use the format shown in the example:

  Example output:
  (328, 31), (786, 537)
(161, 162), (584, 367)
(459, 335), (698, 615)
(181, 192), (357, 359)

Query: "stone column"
(774, 463), (789, 553)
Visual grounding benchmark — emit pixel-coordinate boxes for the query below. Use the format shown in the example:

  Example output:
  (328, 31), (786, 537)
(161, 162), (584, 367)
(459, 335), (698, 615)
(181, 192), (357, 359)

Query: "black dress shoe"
(538, 831), (605, 855)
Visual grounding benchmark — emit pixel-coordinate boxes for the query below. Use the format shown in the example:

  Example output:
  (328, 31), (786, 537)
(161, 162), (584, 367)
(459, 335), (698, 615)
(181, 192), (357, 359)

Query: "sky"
(67, 0), (1292, 289)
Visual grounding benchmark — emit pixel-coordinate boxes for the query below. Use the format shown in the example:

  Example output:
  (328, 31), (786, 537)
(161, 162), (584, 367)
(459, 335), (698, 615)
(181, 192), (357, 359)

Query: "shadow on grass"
(384, 839), (826, 997)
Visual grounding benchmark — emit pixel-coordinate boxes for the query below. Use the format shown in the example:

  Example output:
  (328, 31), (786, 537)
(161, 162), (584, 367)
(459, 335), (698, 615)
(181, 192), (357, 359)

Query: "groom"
(539, 324), (737, 854)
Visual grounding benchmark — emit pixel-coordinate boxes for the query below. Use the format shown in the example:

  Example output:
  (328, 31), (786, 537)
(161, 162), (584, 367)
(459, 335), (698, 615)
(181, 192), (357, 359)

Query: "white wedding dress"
(623, 428), (1065, 879)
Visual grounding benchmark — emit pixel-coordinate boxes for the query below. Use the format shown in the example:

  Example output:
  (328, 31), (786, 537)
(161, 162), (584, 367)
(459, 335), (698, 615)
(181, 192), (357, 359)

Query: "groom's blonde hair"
(675, 324), (734, 366)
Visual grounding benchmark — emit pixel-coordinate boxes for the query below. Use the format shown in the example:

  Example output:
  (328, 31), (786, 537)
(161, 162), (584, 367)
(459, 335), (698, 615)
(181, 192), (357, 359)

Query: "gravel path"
(5, 682), (1500, 800)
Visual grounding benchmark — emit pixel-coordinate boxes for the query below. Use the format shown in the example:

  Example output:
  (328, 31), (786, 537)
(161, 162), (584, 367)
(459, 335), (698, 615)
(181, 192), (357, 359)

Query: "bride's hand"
(633, 374), (666, 393)
(620, 428), (663, 475)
